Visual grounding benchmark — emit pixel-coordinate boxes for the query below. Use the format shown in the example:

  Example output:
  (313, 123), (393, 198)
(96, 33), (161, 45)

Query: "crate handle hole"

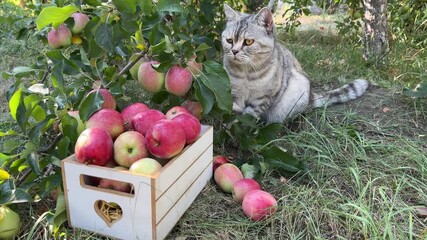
(80, 174), (135, 196)
(94, 200), (123, 227)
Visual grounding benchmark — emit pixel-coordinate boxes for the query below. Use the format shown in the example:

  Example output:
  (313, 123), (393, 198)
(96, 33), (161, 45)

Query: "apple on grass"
(71, 12), (90, 34)
(242, 190), (278, 221)
(88, 88), (116, 110)
(129, 158), (162, 176)
(47, 24), (72, 49)
(138, 61), (165, 93)
(114, 131), (148, 168)
(181, 100), (203, 120)
(86, 109), (124, 139)
(75, 127), (113, 166)
(165, 66), (193, 97)
(232, 179), (262, 203)
(171, 113), (201, 144)
(0, 206), (21, 240)
(131, 109), (166, 136)
(98, 166), (132, 193)
(213, 163), (244, 193)
(121, 102), (150, 130)
(145, 120), (186, 159)
(165, 106), (191, 119)
(213, 155), (230, 172)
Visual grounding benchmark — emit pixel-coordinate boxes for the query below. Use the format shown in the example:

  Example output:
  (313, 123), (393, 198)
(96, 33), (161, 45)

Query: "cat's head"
(222, 3), (275, 65)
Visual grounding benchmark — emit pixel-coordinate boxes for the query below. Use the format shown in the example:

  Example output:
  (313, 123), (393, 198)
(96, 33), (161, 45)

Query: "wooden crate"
(62, 125), (213, 240)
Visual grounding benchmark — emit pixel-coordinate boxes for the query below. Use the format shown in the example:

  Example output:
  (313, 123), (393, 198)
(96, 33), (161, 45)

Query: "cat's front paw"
(243, 106), (260, 119)
(232, 102), (244, 114)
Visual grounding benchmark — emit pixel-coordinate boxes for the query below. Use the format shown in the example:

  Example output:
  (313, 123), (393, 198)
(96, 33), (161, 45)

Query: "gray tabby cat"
(222, 3), (369, 123)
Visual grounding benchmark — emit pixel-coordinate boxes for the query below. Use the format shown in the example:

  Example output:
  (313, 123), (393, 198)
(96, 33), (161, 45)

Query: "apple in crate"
(171, 113), (201, 144)
(75, 127), (113, 166)
(129, 158), (162, 175)
(212, 155), (229, 172)
(232, 179), (262, 203)
(98, 166), (132, 193)
(138, 61), (165, 93)
(114, 131), (148, 168)
(88, 88), (116, 110)
(121, 102), (150, 130)
(165, 66), (193, 97)
(242, 190), (278, 221)
(165, 106), (190, 119)
(145, 120), (186, 159)
(86, 109), (124, 139)
(131, 109), (166, 136)
(214, 163), (243, 193)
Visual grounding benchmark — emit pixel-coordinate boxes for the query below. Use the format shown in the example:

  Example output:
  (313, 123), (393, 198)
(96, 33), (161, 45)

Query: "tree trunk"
(363, 0), (389, 65)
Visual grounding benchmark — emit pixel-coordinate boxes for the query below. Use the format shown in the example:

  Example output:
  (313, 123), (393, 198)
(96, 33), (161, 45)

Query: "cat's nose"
(232, 50), (239, 55)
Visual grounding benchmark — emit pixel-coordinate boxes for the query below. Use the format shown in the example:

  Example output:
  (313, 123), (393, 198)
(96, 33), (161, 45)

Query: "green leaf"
(200, 61), (232, 113)
(0, 130), (17, 137)
(79, 91), (104, 121)
(194, 43), (211, 53)
(113, 0), (137, 13)
(261, 146), (304, 174)
(36, 5), (79, 30)
(157, 0), (184, 12)
(95, 23), (115, 53)
(26, 152), (42, 176)
(53, 192), (67, 227)
(0, 153), (19, 166)
(9, 87), (22, 121)
(403, 80), (427, 98)
(194, 80), (214, 115)
(256, 123), (283, 145)
(10, 66), (36, 78)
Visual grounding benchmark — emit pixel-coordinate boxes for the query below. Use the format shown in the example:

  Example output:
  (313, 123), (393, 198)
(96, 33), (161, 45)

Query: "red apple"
(212, 155), (229, 172)
(129, 158), (162, 176)
(88, 88), (116, 110)
(186, 56), (203, 76)
(114, 131), (148, 168)
(138, 61), (165, 93)
(181, 100), (203, 120)
(165, 66), (193, 97)
(71, 12), (90, 34)
(145, 120), (186, 159)
(131, 109), (166, 136)
(165, 106), (191, 119)
(98, 166), (132, 193)
(171, 113), (201, 144)
(0, 206), (21, 240)
(75, 127), (113, 166)
(242, 190), (278, 221)
(214, 163), (244, 193)
(120, 102), (150, 130)
(232, 179), (262, 203)
(86, 109), (124, 139)
(47, 24), (72, 49)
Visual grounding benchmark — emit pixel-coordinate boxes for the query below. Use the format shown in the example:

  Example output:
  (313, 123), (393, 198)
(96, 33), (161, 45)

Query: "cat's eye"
(244, 39), (254, 46)
(226, 38), (233, 44)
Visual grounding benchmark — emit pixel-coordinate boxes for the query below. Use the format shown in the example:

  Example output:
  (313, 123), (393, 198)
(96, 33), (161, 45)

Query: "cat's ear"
(255, 7), (274, 34)
(224, 3), (239, 21)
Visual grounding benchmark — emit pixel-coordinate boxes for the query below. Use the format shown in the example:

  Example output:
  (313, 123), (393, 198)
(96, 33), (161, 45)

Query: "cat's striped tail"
(311, 79), (369, 108)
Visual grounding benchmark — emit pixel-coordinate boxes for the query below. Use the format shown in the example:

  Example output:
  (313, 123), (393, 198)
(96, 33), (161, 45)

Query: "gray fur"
(222, 4), (369, 123)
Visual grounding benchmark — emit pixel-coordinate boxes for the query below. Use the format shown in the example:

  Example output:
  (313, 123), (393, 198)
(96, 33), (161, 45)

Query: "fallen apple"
(214, 163), (244, 193)
(131, 109), (166, 136)
(114, 131), (148, 168)
(171, 113), (201, 144)
(138, 61), (165, 93)
(47, 24), (72, 49)
(242, 190), (278, 221)
(120, 102), (150, 130)
(165, 106), (191, 120)
(75, 127), (113, 166)
(0, 206), (20, 240)
(212, 155), (229, 172)
(86, 109), (124, 139)
(165, 66), (193, 97)
(145, 120), (186, 159)
(88, 88), (116, 110)
(98, 166), (132, 193)
(232, 178), (262, 203)
(129, 158), (162, 176)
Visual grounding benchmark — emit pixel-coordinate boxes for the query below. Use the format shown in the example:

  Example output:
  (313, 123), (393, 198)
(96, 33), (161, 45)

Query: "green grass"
(1, 9), (427, 240)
